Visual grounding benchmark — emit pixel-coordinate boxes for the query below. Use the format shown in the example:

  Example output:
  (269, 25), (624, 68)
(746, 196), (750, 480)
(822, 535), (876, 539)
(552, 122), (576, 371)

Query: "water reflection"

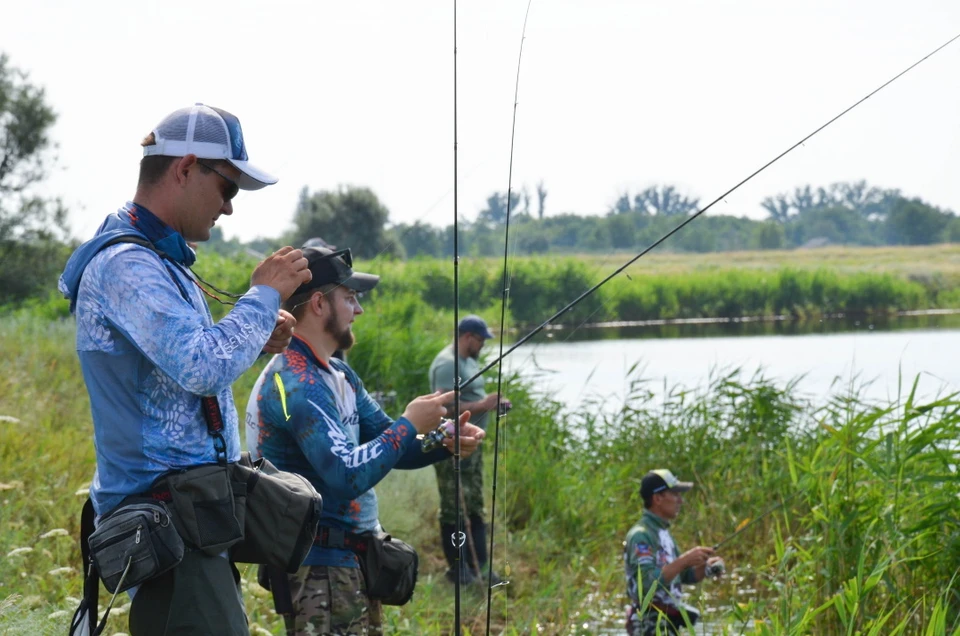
(525, 312), (960, 344)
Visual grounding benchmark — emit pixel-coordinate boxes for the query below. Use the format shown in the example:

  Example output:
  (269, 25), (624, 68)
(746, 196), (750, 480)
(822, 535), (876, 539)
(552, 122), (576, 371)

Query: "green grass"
(2, 248), (960, 633)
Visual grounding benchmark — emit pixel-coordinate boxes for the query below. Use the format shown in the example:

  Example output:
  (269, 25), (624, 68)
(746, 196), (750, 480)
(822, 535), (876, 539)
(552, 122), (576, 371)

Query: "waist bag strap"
(315, 526), (369, 554)
(70, 498), (111, 636)
(200, 395), (228, 465)
(257, 564), (296, 634)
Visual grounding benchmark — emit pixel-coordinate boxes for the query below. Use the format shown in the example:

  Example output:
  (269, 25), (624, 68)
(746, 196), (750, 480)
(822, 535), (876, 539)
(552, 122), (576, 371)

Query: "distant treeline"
(391, 181), (960, 258)
(207, 180), (960, 263)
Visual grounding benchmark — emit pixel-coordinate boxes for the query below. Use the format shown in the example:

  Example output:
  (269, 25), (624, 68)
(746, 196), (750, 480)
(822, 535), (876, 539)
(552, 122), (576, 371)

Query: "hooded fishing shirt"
(59, 202), (279, 516)
(624, 509), (698, 612)
(246, 335), (449, 568)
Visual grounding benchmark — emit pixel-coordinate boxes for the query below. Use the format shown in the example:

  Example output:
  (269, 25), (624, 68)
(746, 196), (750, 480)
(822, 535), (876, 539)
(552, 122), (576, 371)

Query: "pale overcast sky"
(2, 1), (960, 243)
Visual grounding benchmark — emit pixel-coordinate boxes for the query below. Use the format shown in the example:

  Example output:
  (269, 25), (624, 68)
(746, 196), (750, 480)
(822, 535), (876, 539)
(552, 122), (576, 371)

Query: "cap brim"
(342, 272), (380, 293)
(481, 328), (495, 339)
(671, 481), (694, 492)
(227, 159), (278, 191)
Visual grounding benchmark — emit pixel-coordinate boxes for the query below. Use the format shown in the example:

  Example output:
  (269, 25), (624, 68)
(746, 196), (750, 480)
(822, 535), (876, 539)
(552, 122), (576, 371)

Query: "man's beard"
(324, 311), (356, 352)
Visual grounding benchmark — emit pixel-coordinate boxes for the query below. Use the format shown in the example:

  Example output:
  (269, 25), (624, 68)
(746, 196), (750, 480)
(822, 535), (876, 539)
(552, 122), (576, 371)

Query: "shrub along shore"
(11, 245), (960, 327)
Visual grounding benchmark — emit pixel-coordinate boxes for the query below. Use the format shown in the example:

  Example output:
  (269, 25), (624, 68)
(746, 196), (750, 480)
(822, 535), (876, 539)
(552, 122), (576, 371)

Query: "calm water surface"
(503, 314), (960, 412)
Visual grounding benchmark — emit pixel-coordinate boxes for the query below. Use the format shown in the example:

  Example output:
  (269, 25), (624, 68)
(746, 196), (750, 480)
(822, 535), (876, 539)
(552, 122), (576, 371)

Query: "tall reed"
(2, 306), (958, 634)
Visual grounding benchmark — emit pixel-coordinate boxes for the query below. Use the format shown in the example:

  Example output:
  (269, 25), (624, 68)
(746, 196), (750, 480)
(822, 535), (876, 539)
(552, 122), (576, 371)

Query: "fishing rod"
(459, 29), (960, 390)
(451, 0), (465, 631)
(712, 491), (802, 552)
(485, 3), (535, 633)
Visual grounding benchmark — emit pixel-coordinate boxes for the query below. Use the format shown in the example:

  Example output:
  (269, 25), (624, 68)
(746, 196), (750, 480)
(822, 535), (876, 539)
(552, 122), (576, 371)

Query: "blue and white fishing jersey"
(60, 204), (280, 515)
(247, 335), (448, 568)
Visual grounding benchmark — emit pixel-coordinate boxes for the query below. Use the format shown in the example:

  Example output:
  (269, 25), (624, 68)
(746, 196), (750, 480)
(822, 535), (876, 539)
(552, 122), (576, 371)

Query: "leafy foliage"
(288, 185), (401, 259)
(0, 54), (69, 306)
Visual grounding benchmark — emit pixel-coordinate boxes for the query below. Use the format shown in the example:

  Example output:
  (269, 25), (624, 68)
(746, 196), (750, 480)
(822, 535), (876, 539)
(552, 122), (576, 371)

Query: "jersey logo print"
(308, 398), (383, 468)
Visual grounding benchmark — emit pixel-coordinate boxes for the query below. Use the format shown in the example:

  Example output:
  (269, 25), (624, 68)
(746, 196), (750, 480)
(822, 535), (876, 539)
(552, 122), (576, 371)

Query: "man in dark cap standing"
(428, 315), (510, 585)
(624, 469), (725, 635)
(247, 247), (485, 634)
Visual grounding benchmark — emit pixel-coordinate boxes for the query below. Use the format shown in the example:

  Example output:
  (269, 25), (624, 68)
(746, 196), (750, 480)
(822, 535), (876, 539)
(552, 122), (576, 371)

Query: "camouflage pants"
(286, 565), (382, 636)
(433, 442), (485, 525)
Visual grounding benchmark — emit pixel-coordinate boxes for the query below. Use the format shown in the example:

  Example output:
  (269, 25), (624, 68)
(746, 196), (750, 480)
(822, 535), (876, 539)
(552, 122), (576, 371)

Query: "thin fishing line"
(498, 250), (632, 382)
(461, 29), (960, 389)
(451, 0), (465, 630)
(485, 2), (534, 630)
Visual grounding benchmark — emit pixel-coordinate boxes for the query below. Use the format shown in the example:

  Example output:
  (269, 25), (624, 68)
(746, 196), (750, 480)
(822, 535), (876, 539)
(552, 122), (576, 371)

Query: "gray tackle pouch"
(88, 499), (184, 594)
(162, 463), (244, 555)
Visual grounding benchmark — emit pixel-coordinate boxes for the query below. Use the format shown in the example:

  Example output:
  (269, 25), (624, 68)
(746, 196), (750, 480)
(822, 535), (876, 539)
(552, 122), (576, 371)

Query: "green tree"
(884, 198), (952, 246)
(609, 192), (632, 215)
(536, 180), (547, 220)
(633, 185), (699, 216)
(754, 221), (785, 250)
(288, 185), (399, 259)
(947, 217), (960, 243)
(0, 53), (68, 306)
(393, 221), (441, 258)
(607, 214), (636, 249)
(244, 236), (280, 257)
(785, 206), (878, 247)
(477, 190), (521, 227)
(762, 181), (900, 223)
(204, 226), (245, 256)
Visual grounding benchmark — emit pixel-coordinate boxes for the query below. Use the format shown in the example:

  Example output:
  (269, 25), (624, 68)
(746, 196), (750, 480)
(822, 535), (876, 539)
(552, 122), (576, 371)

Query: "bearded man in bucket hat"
(61, 103), (311, 635)
(246, 246), (486, 635)
(623, 469), (726, 635)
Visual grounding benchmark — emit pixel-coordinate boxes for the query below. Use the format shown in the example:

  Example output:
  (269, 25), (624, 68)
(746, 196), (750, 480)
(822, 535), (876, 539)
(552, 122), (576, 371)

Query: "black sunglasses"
(197, 161), (239, 201)
(318, 248), (353, 269)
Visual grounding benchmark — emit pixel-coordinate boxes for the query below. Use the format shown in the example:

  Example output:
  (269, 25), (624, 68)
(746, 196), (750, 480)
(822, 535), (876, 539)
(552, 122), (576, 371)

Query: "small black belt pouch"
(88, 500), (184, 594)
(360, 533), (419, 606)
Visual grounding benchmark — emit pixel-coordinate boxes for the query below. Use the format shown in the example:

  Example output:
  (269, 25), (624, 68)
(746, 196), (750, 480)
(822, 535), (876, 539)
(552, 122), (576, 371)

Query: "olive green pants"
(128, 550), (247, 635)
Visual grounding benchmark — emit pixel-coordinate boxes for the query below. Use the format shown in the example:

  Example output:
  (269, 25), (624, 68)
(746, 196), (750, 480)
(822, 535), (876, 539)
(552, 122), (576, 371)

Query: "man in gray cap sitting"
(428, 315), (510, 585)
(623, 469), (725, 635)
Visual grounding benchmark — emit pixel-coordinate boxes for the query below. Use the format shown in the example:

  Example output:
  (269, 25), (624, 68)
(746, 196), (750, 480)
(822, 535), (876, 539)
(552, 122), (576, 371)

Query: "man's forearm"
(658, 558), (687, 583)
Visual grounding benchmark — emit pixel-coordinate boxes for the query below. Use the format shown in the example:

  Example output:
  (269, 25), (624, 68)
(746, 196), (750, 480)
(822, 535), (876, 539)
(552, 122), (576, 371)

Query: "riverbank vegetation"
(2, 299), (958, 634)
(10, 245), (960, 331)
